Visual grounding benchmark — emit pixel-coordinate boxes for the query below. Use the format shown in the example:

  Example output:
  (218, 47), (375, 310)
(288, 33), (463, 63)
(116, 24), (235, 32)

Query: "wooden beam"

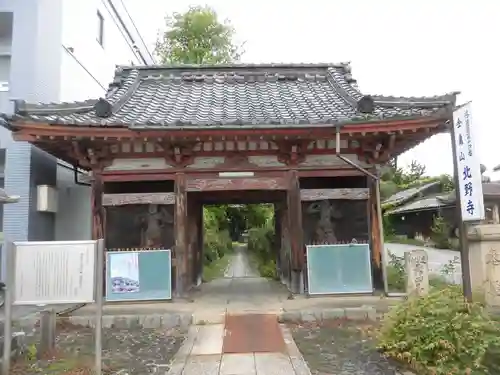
(102, 192), (175, 206)
(186, 177), (287, 192)
(300, 188), (369, 201)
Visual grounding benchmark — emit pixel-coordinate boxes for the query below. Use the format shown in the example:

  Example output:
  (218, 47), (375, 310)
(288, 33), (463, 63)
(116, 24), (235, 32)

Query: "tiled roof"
(3, 63), (457, 129)
(383, 181), (442, 206)
(386, 182), (500, 215)
(385, 194), (452, 215)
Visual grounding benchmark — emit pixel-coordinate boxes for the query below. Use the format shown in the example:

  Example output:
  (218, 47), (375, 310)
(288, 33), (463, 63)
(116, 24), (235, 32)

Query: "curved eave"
(5, 108), (451, 133)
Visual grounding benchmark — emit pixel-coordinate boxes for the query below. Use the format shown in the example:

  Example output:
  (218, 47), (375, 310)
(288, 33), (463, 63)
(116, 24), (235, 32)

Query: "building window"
(97, 11), (104, 46)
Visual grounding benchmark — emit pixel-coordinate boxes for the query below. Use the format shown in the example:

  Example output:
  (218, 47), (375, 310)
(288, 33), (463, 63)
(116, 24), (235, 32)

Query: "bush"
(247, 224), (278, 279)
(387, 252), (406, 292)
(203, 228), (232, 265)
(378, 286), (500, 374)
(430, 215), (451, 249)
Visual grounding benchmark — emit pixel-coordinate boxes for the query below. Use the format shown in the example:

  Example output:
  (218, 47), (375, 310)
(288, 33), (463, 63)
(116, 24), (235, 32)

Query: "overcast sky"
(124, 0), (500, 178)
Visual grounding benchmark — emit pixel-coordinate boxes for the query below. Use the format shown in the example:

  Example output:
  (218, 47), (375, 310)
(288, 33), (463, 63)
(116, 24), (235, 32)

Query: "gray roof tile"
(3, 63), (458, 129)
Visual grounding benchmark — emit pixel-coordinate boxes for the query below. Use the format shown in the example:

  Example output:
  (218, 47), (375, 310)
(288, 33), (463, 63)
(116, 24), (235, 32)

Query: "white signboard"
(13, 240), (97, 305)
(452, 103), (485, 222)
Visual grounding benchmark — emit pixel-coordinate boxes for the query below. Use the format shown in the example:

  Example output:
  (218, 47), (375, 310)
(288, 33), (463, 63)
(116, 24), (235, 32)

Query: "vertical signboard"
(452, 103), (485, 222)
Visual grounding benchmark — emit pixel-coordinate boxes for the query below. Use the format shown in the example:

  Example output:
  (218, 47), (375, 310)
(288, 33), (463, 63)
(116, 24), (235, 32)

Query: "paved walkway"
(191, 246), (288, 313)
(167, 246), (311, 374)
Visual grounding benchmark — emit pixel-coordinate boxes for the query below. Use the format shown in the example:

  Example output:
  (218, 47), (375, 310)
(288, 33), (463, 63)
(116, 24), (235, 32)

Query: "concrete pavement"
(385, 243), (462, 283)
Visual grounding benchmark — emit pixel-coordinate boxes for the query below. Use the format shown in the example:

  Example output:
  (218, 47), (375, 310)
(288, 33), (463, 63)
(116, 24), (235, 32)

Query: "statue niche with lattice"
(307, 200), (343, 244)
(137, 204), (173, 248)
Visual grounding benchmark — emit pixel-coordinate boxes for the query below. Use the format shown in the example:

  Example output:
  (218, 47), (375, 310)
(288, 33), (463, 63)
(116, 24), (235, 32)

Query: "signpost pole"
(94, 239), (104, 375)
(449, 107), (473, 302)
(2, 242), (15, 375)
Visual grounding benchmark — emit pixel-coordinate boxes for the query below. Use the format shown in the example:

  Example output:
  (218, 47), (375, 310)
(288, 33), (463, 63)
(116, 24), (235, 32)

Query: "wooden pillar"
(91, 169), (105, 240)
(273, 202), (282, 274)
(174, 173), (188, 297)
(195, 200), (204, 286)
(187, 196), (202, 287)
(287, 170), (304, 294)
(369, 178), (383, 289)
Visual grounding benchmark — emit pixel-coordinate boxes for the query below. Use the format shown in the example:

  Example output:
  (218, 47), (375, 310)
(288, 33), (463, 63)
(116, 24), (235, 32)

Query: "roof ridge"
(95, 68), (141, 118)
(324, 65), (369, 114)
(372, 92), (459, 108)
(115, 62), (352, 71)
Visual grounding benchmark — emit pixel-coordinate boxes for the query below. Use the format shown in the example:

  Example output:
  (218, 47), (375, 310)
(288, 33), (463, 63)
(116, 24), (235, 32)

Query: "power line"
(118, 0), (155, 63)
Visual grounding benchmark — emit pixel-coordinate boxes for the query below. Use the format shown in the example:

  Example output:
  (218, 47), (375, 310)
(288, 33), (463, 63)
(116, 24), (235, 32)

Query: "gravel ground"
(290, 319), (402, 375)
(9, 321), (186, 375)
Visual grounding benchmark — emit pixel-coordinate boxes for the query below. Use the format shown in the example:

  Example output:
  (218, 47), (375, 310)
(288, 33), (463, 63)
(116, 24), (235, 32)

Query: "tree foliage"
(155, 6), (243, 64)
(155, 7), (273, 270)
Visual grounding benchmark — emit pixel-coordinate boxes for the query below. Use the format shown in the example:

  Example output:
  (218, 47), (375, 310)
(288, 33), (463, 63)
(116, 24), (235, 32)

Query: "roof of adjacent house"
(2, 63), (457, 129)
(385, 182), (500, 215)
(383, 181), (442, 207)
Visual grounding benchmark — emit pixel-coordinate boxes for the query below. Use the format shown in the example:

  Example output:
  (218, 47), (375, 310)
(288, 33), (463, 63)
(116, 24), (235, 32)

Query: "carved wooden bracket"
(159, 141), (197, 168)
(216, 153), (258, 169)
(71, 141), (113, 171)
(275, 140), (310, 166)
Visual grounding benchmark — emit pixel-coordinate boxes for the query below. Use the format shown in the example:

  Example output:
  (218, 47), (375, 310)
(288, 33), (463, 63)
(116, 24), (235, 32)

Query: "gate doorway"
(188, 190), (290, 304)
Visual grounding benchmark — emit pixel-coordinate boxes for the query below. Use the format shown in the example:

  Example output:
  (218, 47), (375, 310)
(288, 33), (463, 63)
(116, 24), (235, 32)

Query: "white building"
(0, 0), (153, 271)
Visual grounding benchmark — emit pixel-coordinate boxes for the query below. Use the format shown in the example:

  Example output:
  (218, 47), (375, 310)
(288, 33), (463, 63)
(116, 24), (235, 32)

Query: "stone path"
(224, 245), (259, 278)
(167, 246), (311, 374)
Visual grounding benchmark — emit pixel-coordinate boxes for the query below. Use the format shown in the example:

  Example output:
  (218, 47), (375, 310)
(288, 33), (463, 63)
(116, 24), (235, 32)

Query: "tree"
(155, 6), (243, 64)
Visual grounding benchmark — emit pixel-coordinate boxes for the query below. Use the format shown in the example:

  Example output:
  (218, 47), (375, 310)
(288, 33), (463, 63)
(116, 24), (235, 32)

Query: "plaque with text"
(13, 241), (97, 305)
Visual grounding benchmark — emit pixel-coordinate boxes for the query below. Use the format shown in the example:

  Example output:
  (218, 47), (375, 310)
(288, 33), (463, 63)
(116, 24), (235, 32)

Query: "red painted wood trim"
(13, 117), (445, 140)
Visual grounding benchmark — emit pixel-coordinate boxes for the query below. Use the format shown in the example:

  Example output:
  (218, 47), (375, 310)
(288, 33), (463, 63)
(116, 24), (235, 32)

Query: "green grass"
(203, 253), (233, 282)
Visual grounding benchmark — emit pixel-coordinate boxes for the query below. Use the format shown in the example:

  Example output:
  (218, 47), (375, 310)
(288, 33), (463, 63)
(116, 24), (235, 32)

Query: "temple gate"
(2, 63), (457, 297)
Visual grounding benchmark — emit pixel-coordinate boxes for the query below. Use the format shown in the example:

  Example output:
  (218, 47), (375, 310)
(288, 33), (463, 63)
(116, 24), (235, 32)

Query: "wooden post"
(174, 173), (188, 297)
(369, 177), (386, 292)
(369, 179), (381, 267)
(196, 199), (204, 286)
(287, 170), (304, 294)
(274, 202), (282, 276)
(38, 309), (56, 357)
(91, 169), (105, 240)
(187, 196), (201, 287)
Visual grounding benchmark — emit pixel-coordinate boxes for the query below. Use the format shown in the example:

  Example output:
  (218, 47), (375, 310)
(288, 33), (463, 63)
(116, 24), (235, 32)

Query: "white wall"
(0, 37), (10, 57)
(55, 164), (91, 241)
(55, 1), (151, 241)
(0, 56), (9, 81)
(59, 0), (145, 101)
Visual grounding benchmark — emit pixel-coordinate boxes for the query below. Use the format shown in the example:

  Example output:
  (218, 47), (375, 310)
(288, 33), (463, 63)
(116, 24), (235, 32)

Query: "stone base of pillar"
(291, 270), (303, 294)
(467, 224), (500, 307)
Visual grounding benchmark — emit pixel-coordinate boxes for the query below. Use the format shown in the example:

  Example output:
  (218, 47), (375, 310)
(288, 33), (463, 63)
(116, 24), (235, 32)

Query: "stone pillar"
(405, 250), (429, 296)
(174, 173), (188, 297)
(467, 224), (500, 307)
(492, 204), (500, 224)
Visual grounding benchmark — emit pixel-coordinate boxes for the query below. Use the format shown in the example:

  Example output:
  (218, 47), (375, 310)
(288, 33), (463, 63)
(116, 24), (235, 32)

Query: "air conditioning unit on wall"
(37, 185), (58, 213)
